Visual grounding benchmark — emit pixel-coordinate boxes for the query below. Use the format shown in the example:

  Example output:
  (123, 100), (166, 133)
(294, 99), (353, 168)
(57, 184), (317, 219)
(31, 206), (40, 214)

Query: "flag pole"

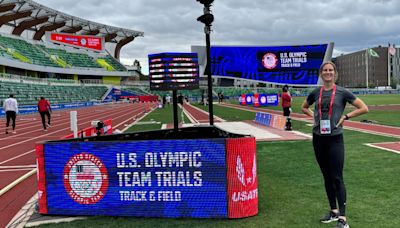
(365, 49), (369, 88)
(388, 43), (391, 87)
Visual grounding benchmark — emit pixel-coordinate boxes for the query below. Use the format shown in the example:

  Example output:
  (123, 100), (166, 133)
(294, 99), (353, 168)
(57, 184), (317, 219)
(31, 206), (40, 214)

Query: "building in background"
(334, 45), (399, 88)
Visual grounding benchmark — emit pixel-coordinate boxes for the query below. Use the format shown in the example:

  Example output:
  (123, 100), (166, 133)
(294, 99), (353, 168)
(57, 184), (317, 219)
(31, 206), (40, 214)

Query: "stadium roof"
(0, 0), (144, 58)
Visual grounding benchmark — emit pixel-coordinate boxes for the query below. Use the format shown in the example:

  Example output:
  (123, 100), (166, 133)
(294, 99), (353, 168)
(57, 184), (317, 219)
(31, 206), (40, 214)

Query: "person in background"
(281, 85), (292, 130)
(38, 96), (52, 131)
(4, 94), (18, 134)
(166, 94), (171, 106)
(301, 61), (369, 228)
(162, 95), (166, 108)
(178, 93), (184, 105)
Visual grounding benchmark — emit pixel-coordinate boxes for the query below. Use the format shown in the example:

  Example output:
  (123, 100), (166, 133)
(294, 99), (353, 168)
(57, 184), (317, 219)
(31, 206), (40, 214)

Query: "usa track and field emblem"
(64, 153), (108, 204)
(262, 53), (278, 69)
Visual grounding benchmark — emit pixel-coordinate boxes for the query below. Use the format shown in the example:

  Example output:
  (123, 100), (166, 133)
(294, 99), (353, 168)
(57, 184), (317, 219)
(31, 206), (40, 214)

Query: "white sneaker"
(12, 131), (16, 134)
(44, 129), (47, 132)
(47, 123), (51, 127)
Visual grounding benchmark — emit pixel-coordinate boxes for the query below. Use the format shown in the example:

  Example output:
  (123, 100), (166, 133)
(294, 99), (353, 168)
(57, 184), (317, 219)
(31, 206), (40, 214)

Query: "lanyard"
(318, 85), (336, 119)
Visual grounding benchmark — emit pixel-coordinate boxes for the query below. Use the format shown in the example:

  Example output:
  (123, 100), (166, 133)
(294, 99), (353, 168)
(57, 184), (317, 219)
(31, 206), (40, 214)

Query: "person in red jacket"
(38, 97), (52, 131)
(281, 85), (292, 130)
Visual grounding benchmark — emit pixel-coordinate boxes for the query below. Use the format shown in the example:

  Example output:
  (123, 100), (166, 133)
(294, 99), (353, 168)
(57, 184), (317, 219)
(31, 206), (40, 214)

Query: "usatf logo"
(232, 154), (258, 202)
(64, 153), (108, 204)
(262, 53), (278, 69)
(236, 155), (257, 187)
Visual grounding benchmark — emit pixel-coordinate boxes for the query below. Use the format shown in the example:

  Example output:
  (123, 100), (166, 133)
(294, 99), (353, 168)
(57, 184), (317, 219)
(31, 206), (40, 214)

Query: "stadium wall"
(103, 76), (121, 85)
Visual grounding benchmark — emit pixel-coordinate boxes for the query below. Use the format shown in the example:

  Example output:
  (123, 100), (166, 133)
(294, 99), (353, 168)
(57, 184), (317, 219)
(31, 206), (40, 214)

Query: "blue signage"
(42, 139), (228, 218)
(0, 101), (96, 116)
(245, 94), (253, 105)
(210, 44), (330, 85)
(103, 88), (138, 101)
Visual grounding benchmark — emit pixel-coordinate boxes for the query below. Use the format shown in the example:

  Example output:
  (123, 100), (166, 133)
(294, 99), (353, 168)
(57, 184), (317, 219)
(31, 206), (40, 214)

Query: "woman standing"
(301, 62), (368, 228)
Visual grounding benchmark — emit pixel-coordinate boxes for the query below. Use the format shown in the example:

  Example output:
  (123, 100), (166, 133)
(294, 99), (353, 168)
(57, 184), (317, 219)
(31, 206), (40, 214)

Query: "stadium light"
(196, 0), (215, 125)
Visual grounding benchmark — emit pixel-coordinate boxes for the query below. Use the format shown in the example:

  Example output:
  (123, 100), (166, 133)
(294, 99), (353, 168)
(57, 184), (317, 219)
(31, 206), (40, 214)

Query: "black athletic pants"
(6, 111), (16, 130)
(313, 133), (347, 216)
(283, 107), (292, 130)
(39, 111), (51, 129)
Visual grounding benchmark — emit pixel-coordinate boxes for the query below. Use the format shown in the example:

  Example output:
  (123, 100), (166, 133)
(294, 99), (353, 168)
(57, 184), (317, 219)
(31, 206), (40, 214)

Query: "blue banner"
(43, 139), (228, 218)
(0, 101), (96, 116)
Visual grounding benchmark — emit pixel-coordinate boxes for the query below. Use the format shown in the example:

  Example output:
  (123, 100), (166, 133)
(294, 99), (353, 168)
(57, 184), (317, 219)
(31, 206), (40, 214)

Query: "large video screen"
(148, 53), (199, 91)
(46, 32), (104, 52)
(41, 139), (227, 218)
(210, 44), (330, 85)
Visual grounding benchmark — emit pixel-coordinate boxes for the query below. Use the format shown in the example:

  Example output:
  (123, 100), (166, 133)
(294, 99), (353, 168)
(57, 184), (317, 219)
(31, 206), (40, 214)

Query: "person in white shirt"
(3, 94), (18, 134)
(166, 95), (171, 105)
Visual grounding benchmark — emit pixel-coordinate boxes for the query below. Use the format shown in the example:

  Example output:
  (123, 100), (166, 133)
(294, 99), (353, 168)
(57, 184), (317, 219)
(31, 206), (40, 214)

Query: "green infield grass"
(227, 93), (400, 127)
(40, 102), (399, 228)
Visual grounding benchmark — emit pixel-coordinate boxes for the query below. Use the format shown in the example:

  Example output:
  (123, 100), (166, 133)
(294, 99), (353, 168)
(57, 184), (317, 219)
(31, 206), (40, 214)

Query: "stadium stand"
(122, 86), (151, 96)
(0, 35), (59, 67)
(97, 55), (128, 71)
(0, 33), (132, 71)
(0, 79), (108, 105)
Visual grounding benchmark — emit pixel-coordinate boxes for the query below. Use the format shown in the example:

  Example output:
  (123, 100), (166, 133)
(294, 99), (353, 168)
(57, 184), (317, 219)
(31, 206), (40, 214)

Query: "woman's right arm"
(301, 100), (313, 117)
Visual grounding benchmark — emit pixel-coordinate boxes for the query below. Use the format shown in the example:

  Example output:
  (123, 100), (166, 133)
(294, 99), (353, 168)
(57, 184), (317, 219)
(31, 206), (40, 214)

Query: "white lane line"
(121, 109), (154, 132)
(0, 168), (36, 172)
(0, 165), (36, 169)
(180, 104), (198, 124)
(0, 105), (146, 165)
(0, 169), (36, 197)
(0, 105), (143, 150)
(186, 103), (225, 122)
(364, 143), (400, 154)
(0, 149), (35, 165)
(7, 194), (38, 228)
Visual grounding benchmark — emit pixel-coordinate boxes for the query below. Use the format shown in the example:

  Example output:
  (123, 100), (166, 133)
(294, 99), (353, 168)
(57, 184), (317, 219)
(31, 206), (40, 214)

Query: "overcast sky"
(35, 0), (400, 74)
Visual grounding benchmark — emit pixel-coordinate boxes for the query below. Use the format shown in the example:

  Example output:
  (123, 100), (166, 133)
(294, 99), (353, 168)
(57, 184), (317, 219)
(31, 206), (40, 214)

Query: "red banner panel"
(226, 137), (258, 218)
(36, 143), (48, 214)
(46, 32), (104, 52)
(253, 93), (260, 107)
(240, 94), (246, 105)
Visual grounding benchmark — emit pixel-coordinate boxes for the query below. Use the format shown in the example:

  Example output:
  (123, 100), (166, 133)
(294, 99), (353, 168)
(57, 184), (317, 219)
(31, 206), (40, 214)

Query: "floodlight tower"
(196, 0), (214, 125)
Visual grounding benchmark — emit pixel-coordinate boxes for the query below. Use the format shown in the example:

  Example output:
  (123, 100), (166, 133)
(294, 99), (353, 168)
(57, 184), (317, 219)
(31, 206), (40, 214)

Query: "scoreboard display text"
(36, 138), (258, 218)
(148, 53), (199, 91)
(210, 44), (329, 85)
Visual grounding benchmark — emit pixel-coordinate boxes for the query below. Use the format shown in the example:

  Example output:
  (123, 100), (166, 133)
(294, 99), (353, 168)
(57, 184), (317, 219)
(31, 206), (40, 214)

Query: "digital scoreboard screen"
(39, 139), (228, 218)
(209, 44), (331, 85)
(148, 53), (199, 91)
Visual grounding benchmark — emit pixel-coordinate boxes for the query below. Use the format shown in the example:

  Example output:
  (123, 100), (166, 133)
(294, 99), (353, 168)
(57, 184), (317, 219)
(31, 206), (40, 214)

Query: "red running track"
(180, 103), (223, 124)
(0, 102), (154, 228)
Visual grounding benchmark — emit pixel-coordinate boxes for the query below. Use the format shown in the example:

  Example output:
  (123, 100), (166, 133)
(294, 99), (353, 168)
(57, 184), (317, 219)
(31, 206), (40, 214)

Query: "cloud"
(34, 0), (400, 73)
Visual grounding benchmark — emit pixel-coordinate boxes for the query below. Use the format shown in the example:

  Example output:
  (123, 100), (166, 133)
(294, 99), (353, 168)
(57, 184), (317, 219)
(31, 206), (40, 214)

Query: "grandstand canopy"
(0, 0), (144, 58)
